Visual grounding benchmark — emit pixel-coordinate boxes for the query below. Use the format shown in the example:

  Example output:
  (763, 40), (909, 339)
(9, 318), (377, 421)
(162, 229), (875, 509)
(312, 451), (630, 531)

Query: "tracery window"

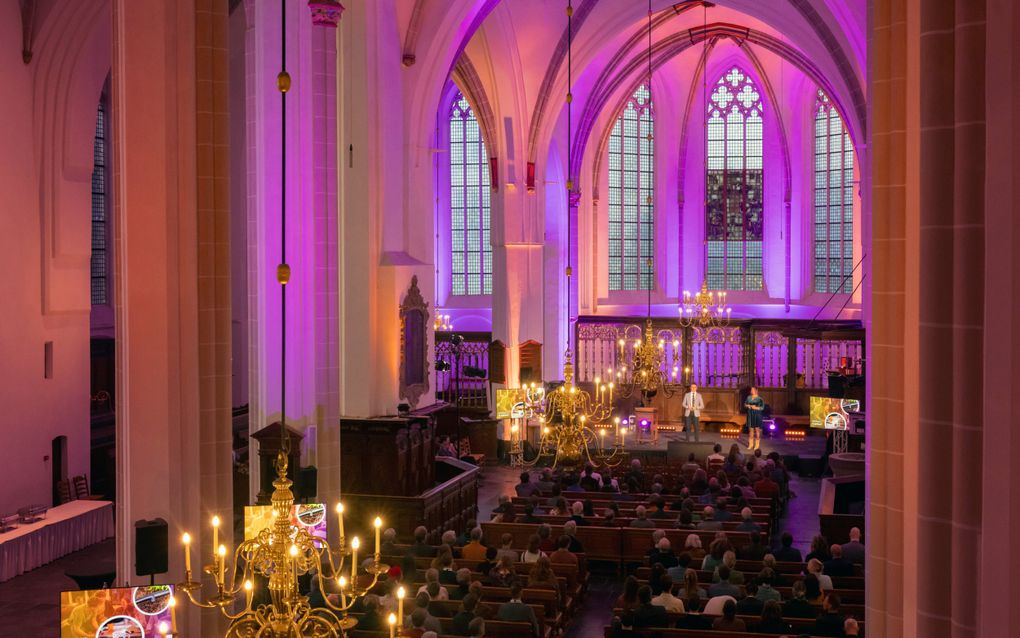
(449, 91), (491, 296)
(607, 85), (654, 291)
(91, 97), (108, 305)
(705, 67), (763, 291)
(813, 90), (855, 293)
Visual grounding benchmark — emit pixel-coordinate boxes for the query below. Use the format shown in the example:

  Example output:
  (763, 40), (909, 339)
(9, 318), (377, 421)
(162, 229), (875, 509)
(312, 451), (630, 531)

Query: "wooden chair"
(72, 475), (105, 500)
(57, 479), (75, 504)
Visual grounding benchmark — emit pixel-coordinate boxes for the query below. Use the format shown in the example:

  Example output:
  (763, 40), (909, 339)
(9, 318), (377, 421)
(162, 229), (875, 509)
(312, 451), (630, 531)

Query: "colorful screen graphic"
(60, 586), (176, 637)
(495, 388), (528, 419)
(809, 396), (861, 430)
(244, 503), (327, 542)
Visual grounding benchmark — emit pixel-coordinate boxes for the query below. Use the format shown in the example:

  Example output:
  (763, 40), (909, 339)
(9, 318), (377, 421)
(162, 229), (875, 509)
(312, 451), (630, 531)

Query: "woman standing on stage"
(745, 386), (765, 451)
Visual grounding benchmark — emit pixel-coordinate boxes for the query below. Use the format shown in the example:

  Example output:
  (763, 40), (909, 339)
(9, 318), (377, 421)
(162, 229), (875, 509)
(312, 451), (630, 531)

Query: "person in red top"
(753, 474), (780, 500)
(549, 535), (579, 567)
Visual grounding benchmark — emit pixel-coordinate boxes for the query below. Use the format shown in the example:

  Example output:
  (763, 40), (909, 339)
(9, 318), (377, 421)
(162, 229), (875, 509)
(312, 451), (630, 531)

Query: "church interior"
(1, 0), (1018, 637)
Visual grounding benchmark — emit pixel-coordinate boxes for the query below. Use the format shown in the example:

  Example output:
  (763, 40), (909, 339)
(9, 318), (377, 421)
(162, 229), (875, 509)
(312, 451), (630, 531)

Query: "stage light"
(450, 334), (465, 346)
(435, 359), (451, 372)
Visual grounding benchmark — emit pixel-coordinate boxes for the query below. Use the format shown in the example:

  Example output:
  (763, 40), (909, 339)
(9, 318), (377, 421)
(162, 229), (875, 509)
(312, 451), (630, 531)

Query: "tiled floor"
(1, 460), (825, 636)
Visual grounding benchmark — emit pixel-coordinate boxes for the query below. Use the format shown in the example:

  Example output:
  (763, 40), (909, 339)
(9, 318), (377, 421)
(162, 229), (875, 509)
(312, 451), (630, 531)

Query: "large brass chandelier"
(519, 1), (625, 469)
(176, 3), (392, 635)
(679, 280), (732, 328)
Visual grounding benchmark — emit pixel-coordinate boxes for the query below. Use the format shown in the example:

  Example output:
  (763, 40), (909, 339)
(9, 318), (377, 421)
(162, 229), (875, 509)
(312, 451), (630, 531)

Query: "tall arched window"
(607, 85), (654, 291)
(705, 67), (763, 291)
(813, 90), (855, 293)
(449, 91), (491, 296)
(91, 96), (108, 306)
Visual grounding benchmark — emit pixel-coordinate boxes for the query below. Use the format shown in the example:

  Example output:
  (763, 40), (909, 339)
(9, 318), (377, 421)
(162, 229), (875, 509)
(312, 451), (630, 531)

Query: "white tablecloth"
(0, 500), (114, 582)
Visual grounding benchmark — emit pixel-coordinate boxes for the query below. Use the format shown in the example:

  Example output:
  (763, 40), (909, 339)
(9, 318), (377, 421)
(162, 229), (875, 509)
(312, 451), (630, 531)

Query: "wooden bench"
(633, 566), (865, 591)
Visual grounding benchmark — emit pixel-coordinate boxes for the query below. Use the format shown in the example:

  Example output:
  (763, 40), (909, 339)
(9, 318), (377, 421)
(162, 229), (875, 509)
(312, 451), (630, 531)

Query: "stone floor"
(2, 455), (823, 636)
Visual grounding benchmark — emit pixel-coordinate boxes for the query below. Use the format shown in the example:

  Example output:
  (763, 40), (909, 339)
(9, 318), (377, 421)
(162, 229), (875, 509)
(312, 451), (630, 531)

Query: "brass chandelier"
(176, 3), (393, 635)
(519, 1), (625, 470)
(679, 279), (732, 328)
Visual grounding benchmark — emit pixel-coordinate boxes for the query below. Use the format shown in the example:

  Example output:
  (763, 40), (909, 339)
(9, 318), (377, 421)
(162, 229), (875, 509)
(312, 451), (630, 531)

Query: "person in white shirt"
(702, 594), (737, 616)
(682, 384), (706, 442)
(650, 574), (686, 613)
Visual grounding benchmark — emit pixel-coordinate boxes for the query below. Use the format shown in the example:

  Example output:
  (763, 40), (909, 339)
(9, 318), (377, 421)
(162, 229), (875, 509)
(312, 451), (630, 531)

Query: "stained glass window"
(449, 92), (492, 296)
(607, 85), (654, 291)
(91, 97), (108, 306)
(813, 90), (855, 293)
(705, 67), (763, 291)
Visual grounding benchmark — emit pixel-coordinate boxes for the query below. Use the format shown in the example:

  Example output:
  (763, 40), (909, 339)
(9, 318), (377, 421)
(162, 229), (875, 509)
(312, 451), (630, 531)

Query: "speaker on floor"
(134, 518), (168, 577)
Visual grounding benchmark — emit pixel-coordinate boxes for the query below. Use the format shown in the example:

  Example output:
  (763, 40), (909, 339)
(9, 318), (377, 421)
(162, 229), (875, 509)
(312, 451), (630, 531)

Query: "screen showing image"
(809, 396), (861, 430)
(495, 388), (528, 420)
(60, 586), (175, 638)
(244, 503), (327, 542)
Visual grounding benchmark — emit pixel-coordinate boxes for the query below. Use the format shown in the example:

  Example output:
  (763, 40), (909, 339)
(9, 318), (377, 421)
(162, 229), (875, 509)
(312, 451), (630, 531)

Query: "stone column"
(111, 0), (231, 632)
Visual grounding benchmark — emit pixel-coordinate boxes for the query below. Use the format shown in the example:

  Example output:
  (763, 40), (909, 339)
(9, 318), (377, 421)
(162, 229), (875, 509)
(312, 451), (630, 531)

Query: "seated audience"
(683, 534), (705, 561)
(755, 568), (782, 602)
(609, 612), (640, 638)
(807, 557), (834, 591)
(632, 585), (669, 628)
(630, 505), (655, 528)
(537, 523), (556, 553)
(355, 595), (384, 630)
(451, 593), (479, 636)
(569, 501), (590, 526)
(712, 551), (744, 585)
(806, 534), (832, 563)
(486, 554), (518, 587)
(757, 599), (794, 634)
(773, 531), (803, 563)
(615, 575), (641, 612)
(803, 573), (826, 604)
(841, 526), (866, 564)
(708, 565), (742, 599)
(549, 535), (578, 567)
(666, 551), (692, 583)
(844, 617), (861, 636)
(679, 567), (707, 601)
(521, 533), (546, 564)
(824, 543), (856, 577)
(648, 537), (678, 569)
(736, 582), (765, 616)
(448, 568), (471, 601)
(408, 593), (443, 634)
(782, 579), (817, 618)
(701, 539), (727, 571)
(698, 506), (722, 531)
(754, 472), (781, 499)
(736, 506), (761, 532)
(651, 574), (685, 612)
(563, 520), (584, 553)
(495, 533), (519, 563)
(466, 617), (485, 638)
(380, 528), (399, 556)
(712, 599), (746, 631)
(706, 443), (725, 464)
(535, 468), (555, 492)
(674, 509), (695, 529)
(437, 436), (458, 457)
(475, 546), (499, 577)
(527, 556), (559, 595)
(681, 453), (700, 473)
(515, 471), (540, 497)
(738, 530), (768, 561)
(814, 593), (846, 637)
(411, 526), (437, 557)
(460, 528), (487, 563)
(496, 582), (540, 637)
(516, 503), (541, 524)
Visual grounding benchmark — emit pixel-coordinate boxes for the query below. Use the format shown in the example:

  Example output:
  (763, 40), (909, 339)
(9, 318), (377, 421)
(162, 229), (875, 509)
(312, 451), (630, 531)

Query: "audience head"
(684, 534), (702, 549)
(677, 552), (692, 568)
(810, 534), (830, 556)
(637, 585), (653, 605)
(441, 530), (457, 546)
(425, 567), (439, 584)
(425, 581), (441, 598)
(383, 528), (396, 544)
(804, 574), (823, 600)
(414, 526), (428, 543)
(519, 472), (531, 484)
(792, 579), (807, 600)
(717, 565), (731, 582)
(564, 520), (578, 535)
(757, 567), (775, 586)
(722, 598), (737, 620)
(763, 554), (777, 571)
(807, 557), (823, 575)
(622, 575), (639, 600)
(557, 535), (571, 551)
(683, 568), (699, 593)
(741, 507), (753, 521)
(687, 452), (696, 462)
(410, 608), (428, 628)
(651, 528), (666, 544)
(844, 618), (860, 636)
(485, 546), (498, 561)
(849, 527), (862, 542)
(527, 533), (541, 553)
(781, 531), (794, 548)
(761, 599), (783, 623)
(571, 501), (584, 516)
(635, 505), (647, 519)
(657, 537), (671, 552)
(414, 592), (430, 610)
(456, 568), (471, 586)
(462, 592), (479, 612)
(467, 617), (485, 637)
(723, 550), (736, 569)
(363, 594), (379, 613)
(538, 523), (551, 540)
(831, 544), (843, 558)
(500, 533), (513, 548)
(703, 506), (715, 520)
(714, 443), (723, 454)
(509, 581), (523, 599)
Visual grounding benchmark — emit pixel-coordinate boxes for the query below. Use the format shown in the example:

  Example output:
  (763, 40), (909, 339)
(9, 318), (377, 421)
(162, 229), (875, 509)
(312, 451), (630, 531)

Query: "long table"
(0, 500), (114, 582)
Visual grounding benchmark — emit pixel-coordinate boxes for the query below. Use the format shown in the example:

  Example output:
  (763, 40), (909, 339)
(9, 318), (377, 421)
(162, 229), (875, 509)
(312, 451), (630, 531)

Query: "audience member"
(495, 533), (519, 563)
(736, 506), (761, 532)
(569, 501), (590, 526)
(411, 526), (437, 557)
(515, 472), (540, 497)
(736, 582), (765, 616)
(681, 453), (700, 473)
(632, 585), (669, 628)
(475, 546), (499, 576)
(706, 443), (725, 464)
(630, 505), (655, 528)
(841, 526), (866, 564)
(451, 593), (479, 636)
(679, 567), (708, 600)
(615, 576), (641, 612)
(708, 565), (742, 599)
(753, 472), (781, 499)
(738, 530), (768, 561)
(460, 528), (487, 563)
(803, 573), (825, 604)
(683, 534), (705, 560)
(549, 535), (578, 567)
(648, 537), (678, 568)
(535, 468), (555, 492)
(814, 593), (846, 636)
(698, 507), (722, 531)
(563, 520), (584, 553)
(823, 544), (855, 577)
(675, 594), (713, 629)
(712, 599), (746, 631)
(537, 523), (556, 553)
(650, 574), (685, 612)
(844, 617), (861, 636)
(527, 556), (559, 596)
(773, 531), (803, 562)
(782, 579), (817, 618)
(757, 599), (794, 634)
(355, 595), (384, 630)
(701, 538), (727, 571)
(755, 568), (782, 602)
(807, 558), (834, 591)
(516, 503), (541, 524)
(466, 617), (485, 638)
(521, 534), (545, 564)
(448, 568), (471, 601)
(609, 612), (640, 638)
(806, 534), (832, 563)
(496, 582), (540, 637)
(486, 554), (517, 587)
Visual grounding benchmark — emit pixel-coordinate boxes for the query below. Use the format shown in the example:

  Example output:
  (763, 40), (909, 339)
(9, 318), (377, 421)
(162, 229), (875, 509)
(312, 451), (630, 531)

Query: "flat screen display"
(243, 503), (327, 542)
(809, 396), (861, 430)
(60, 585), (176, 637)
(495, 388), (528, 419)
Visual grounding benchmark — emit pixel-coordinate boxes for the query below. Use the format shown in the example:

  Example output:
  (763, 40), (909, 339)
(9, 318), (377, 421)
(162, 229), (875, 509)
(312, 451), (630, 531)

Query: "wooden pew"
(608, 609), (866, 636)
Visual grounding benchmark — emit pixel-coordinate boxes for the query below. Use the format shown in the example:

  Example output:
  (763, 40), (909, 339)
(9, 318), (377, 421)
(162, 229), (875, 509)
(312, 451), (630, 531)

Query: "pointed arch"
(446, 89), (492, 297)
(813, 89), (856, 294)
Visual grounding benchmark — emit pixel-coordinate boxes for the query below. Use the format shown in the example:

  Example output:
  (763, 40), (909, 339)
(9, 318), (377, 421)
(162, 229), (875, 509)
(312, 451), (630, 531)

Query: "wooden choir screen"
(434, 331), (490, 409)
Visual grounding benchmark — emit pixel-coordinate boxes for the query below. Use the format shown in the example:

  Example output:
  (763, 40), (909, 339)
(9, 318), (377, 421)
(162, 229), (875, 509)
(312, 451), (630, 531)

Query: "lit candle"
(338, 576), (348, 608)
(608, 382), (614, 403)
(397, 586), (406, 625)
(335, 503), (345, 541)
(621, 427), (627, 448)
(388, 613), (397, 638)
(158, 621), (169, 636)
(350, 537), (359, 583)
(217, 544), (227, 585)
(211, 516), (220, 557)
(244, 579), (253, 600)
(181, 533), (192, 574)
(290, 544), (299, 585)
(374, 517), (383, 557)
(599, 428), (606, 448)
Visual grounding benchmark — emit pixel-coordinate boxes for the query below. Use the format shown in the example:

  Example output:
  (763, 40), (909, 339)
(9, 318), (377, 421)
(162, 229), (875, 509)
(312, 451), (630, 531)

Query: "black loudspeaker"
(135, 518), (168, 577)
(827, 374), (846, 398)
(296, 466), (318, 502)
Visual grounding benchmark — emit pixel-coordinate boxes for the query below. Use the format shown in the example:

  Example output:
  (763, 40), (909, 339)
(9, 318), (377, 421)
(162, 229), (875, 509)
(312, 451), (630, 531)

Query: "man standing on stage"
(682, 383), (705, 442)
